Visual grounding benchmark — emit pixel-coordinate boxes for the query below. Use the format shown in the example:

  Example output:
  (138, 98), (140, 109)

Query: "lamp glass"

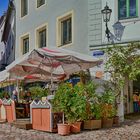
(101, 5), (112, 22)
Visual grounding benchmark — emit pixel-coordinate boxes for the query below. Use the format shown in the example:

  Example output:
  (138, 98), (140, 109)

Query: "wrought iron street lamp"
(101, 3), (112, 42)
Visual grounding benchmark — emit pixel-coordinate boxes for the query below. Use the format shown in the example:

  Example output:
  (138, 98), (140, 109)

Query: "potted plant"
(52, 83), (87, 135)
(101, 87), (116, 128)
(84, 94), (102, 130)
(81, 81), (99, 130)
(52, 83), (72, 135)
(29, 86), (48, 101)
(90, 102), (102, 129)
(70, 85), (87, 133)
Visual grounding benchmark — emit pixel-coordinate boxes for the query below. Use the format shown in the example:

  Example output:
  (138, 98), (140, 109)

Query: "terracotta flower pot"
(102, 118), (113, 128)
(70, 122), (81, 133)
(57, 124), (70, 136)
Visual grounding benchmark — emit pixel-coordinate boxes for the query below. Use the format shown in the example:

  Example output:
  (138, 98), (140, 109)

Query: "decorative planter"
(70, 122), (81, 133)
(102, 118), (113, 128)
(113, 116), (120, 126)
(92, 119), (102, 130)
(84, 120), (102, 130)
(57, 124), (70, 136)
(2, 99), (16, 123)
(31, 100), (63, 132)
(84, 120), (93, 130)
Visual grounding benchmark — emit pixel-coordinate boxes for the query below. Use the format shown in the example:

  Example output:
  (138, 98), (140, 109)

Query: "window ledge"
(20, 14), (29, 20)
(36, 3), (46, 10)
(119, 17), (139, 23)
(58, 42), (73, 48)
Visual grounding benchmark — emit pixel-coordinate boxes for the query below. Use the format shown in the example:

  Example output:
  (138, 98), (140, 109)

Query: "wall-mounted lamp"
(112, 21), (125, 41)
(101, 3), (112, 42)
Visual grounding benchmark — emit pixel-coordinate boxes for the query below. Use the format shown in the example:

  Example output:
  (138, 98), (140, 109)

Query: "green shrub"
(29, 86), (48, 100)
(52, 83), (87, 123)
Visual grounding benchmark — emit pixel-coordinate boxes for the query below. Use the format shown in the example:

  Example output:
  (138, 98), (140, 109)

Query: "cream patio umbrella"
(6, 47), (102, 88)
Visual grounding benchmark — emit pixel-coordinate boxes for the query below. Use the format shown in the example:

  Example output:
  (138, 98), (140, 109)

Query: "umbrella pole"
(8, 75), (11, 97)
(16, 78), (19, 102)
(50, 67), (54, 95)
(51, 69), (53, 87)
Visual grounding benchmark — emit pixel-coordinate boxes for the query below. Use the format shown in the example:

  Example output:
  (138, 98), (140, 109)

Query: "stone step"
(11, 119), (32, 130)
(0, 119), (6, 123)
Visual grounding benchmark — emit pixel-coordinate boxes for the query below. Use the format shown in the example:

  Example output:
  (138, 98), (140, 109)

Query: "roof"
(1, 0), (15, 43)
(0, 14), (6, 29)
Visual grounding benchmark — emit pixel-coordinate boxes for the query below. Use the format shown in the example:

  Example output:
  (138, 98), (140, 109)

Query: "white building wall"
(15, 0), (89, 58)
(102, 0), (140, 44)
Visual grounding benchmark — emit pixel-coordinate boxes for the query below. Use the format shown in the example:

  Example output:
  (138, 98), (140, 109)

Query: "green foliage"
(105, 43), (140, 105)
(84, 81), (97, 100)
(105, 43), (140, 87)
(74, 81), (98, 120)
(52, 83), (87, 123)
(65, 93), (87, 123)
(0, 91), (10, 99)
(29, 86), (48, 100)
(91, 103), (102, 120)
(101, 90), (115, 105)
(101, 104), (116, 118)
(52, 83), (73, 113)
(0, 92), (5, 99)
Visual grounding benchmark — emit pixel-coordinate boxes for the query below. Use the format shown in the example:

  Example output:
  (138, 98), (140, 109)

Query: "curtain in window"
(61, 18), (72, 45)
(23, 38), (29, 54)
(129, 0), (136, 17)
(119, 0), (127, 19)
(118, 0), (137, 19)
(21, 0), (28, 16)
(39, 29), (46, 48)
(37, 0), (45, 7)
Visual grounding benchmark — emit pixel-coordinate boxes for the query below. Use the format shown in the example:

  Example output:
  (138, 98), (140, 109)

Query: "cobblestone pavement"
(0, 120), (140, 140)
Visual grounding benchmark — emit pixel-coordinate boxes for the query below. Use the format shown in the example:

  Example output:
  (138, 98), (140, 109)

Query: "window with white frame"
(22, 35), (29, 54)
(37, 0), (45, 8)
(118, 0), (138, 20)
(36, 26), (47, 48)
(21, 0), (28, 17)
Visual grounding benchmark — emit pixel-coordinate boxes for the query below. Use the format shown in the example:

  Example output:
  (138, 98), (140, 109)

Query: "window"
(21, 0), (28, 17)
(118, 0), (138, 20)
(22, 37), (29, 54)
(36, 25), (47, 48)
(37, 0), (45, 8)
(38, 29), (46, 48)
(61, 18), (72, 45)
(57, 11), (73, 47)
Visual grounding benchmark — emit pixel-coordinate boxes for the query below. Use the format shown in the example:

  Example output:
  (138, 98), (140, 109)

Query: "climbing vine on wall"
(105, 43), (140, 97)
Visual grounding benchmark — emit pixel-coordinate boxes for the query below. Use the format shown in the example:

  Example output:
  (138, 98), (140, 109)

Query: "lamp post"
(101, 3), (112, 42)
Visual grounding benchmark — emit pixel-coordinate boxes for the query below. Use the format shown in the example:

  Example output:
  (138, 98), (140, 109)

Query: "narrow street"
(0, 119), (140, 140)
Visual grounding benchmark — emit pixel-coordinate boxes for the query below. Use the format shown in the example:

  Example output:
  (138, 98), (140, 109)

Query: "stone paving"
(0, 120), (140, 140)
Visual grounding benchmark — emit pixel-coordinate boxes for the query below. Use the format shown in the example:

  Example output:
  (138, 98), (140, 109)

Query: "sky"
(0, 0), (9, 16)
